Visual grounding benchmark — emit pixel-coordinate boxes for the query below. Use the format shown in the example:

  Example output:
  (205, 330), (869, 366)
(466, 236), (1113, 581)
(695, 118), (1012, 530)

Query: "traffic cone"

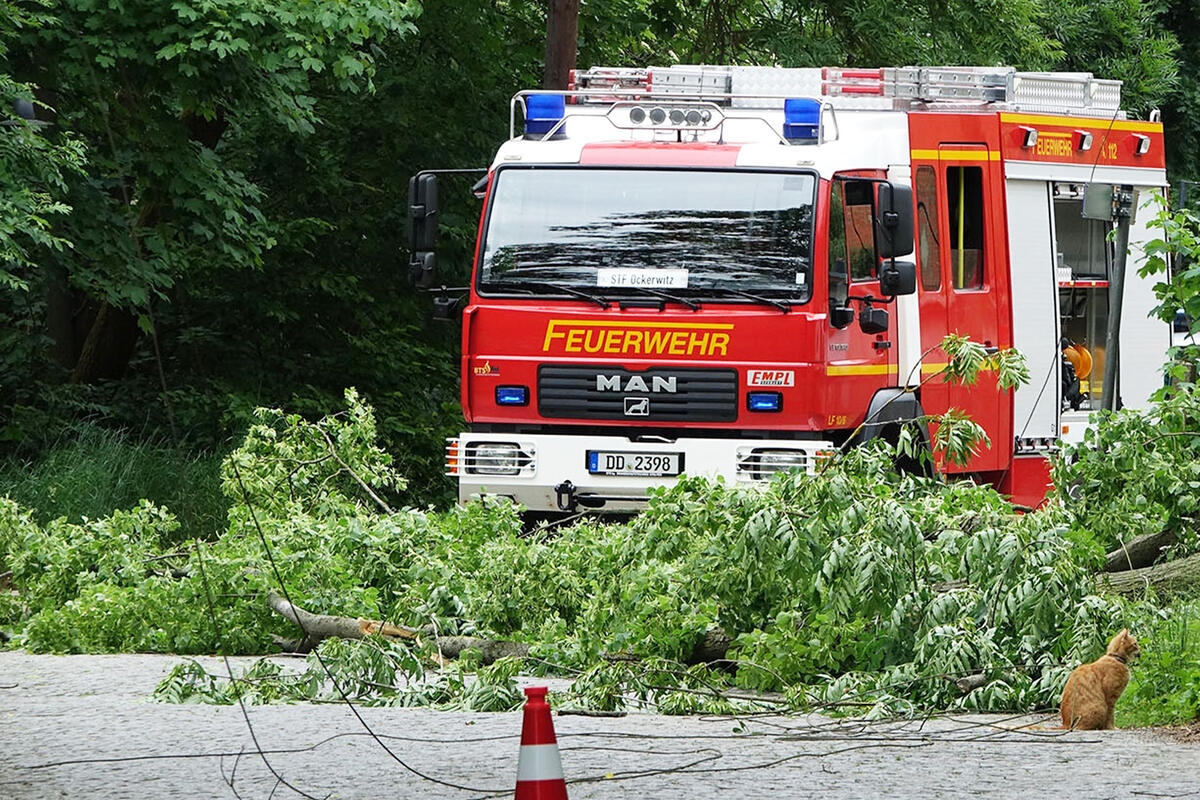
(514, 686), (568, 799)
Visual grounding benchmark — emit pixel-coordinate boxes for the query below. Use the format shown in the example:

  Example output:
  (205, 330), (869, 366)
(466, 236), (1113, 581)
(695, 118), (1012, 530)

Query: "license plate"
(587, 450), (683, 477)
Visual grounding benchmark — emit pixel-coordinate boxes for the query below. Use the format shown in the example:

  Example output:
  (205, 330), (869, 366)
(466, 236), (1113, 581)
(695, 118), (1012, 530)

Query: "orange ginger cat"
(1059, 628), (1141, 730)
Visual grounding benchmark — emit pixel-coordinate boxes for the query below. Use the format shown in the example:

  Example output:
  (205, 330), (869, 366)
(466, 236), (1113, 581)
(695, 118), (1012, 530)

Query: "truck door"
(825, 175), (894, 430)
(917, 145), (1011, 473)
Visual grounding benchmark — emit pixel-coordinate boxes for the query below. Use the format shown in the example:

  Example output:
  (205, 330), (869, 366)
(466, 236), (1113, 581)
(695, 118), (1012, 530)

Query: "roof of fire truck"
(495, 65), (1151, 179)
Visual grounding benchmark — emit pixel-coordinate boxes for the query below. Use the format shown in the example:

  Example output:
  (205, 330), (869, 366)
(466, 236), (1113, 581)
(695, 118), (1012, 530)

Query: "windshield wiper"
(616, 285), (702, 311)
(499, 279), (611, 308)
(714, 288), (795, 313)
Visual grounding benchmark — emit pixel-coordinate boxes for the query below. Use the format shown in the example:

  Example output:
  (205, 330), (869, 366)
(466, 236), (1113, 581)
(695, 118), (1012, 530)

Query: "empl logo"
(624, 397), (650, 416)
(748, 369), (795, 387)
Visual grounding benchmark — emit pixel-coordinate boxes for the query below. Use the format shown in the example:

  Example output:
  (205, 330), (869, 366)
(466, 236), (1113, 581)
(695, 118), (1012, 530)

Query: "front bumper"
(446, 432), (834, 512)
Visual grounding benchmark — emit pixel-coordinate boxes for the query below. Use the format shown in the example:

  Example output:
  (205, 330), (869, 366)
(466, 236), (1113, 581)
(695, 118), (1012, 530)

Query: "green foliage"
(153, 637), (524, 711)
(930, 408), (991, 468)
(893, 335), (1028, 468)
(0, 1), (86, 290)
(1140, 194), (1200, 380)
(1120, 596), (1200, 726)
(0, 423), (227, 542)
(3, 392), (1196, 724)
(1053, 387), (1200, 555)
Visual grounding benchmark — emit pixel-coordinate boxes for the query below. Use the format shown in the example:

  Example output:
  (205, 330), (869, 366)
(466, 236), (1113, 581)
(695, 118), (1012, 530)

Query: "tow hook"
(554, 481), (610, 511)
(554, 480), (578, 512)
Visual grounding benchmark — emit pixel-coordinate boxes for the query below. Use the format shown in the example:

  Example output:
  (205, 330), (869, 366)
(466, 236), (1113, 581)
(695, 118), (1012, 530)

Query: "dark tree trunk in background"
(543, 0), (580, 90)
(57, 112), (228, 386)
(69, 302), (140, 383)
(44, 266), (81, 369)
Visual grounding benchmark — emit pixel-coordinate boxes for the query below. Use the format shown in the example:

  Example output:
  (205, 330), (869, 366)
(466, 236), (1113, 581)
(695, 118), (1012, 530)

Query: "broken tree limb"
(944, 672), (991, 694)
(689, 628), (733, 665)
(1103, 529), (1177, 573)
(1096, 552), (1200, 595)
(267, 593), (734, 665)
(267, 592), (530, 662)
(267, 591), (424, 653)
(432, 637), (531, 662)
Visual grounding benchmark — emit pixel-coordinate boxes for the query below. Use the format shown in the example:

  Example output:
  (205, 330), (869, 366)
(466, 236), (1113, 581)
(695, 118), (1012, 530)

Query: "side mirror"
(409, 173), (439, 251)
(859, 305), (889, 335)
(830, 305), (855, 329)
(409, 251), (436, 289)
(431, 290), (464, 321)
(876, 183), (914, 258)
(879, 260), (916, 297)
(408, 172), (438, 286)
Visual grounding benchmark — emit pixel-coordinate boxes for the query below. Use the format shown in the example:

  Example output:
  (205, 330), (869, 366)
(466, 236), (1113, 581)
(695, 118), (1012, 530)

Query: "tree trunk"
(1103, 529), (1177, 572)
(543, 0), (580, 90)
(69, 302), (140, 383)
(429, 636), (531, 662)
(1096, 552), (1200, 595)
(44, 267), (83, 369)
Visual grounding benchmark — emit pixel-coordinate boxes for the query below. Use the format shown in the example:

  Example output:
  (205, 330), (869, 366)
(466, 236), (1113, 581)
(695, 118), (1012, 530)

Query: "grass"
(0, 424), (229, 542)
(1120, 595), (1200, 727)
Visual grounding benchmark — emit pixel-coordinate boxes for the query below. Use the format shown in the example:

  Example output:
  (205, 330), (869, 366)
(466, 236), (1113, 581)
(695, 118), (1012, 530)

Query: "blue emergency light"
(747, 392), (783, 412)
(524, 94), (565, 137)
(495, 385), (530, 406)
(783, 98), (821, 142)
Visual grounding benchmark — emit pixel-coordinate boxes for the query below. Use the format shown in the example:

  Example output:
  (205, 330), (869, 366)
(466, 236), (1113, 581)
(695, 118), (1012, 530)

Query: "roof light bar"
(608, 100), (723, 131)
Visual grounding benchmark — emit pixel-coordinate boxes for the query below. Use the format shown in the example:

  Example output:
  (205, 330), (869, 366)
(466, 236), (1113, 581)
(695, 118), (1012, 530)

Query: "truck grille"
(538, 364), (738, 422)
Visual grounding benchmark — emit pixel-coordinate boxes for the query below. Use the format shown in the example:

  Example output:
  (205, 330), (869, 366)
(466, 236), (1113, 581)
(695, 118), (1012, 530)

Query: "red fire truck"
(410, 66), (1174, 512)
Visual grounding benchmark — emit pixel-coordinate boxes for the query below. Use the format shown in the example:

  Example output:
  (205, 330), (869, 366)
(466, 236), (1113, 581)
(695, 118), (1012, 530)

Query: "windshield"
(478, 167), (815, 302)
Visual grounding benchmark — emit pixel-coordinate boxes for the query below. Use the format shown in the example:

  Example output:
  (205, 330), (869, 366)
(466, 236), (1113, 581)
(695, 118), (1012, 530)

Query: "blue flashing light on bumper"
(496, 385), (530, 406)
(747, 392), (783, 412)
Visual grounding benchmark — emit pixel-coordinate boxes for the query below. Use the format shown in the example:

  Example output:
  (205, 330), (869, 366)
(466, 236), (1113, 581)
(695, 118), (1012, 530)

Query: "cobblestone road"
(1, 652), (1197, 799)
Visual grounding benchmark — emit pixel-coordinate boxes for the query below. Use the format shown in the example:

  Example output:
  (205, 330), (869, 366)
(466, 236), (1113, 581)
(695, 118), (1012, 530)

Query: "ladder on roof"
(568, 65), (1124, 117)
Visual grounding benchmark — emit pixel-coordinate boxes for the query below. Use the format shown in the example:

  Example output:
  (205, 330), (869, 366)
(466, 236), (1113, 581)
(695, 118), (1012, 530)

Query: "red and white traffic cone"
(514, 686), (568, 799)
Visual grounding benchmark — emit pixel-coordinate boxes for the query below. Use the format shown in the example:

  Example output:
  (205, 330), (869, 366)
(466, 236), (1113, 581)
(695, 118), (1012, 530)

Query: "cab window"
(947, 166), (985, 290)
(827, 180), (849, 307)
(915, 165), (941, 291)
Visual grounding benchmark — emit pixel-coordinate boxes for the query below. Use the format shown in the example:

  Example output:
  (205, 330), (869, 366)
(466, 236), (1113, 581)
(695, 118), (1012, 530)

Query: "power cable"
(192, 537), (329, 800)
(227, 459), (506, 795)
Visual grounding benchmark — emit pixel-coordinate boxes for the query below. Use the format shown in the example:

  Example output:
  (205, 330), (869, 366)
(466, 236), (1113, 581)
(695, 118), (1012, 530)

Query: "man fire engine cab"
(410, 66), (1173, 512)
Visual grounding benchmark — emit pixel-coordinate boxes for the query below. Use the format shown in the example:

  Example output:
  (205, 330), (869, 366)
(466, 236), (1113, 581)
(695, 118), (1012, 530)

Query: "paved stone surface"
(1, 651), (1197, 799)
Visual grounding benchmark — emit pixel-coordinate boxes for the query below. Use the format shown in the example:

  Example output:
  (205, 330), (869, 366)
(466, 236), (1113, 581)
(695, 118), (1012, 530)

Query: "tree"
(544, 0), (580, 89)
(0, 1), (83, 290)
(5, 0), (420, 383)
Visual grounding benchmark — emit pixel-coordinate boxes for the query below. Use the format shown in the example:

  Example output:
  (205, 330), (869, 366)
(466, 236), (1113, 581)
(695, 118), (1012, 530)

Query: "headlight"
(466, 442), (524, 475)
(742, 448), (807, 480)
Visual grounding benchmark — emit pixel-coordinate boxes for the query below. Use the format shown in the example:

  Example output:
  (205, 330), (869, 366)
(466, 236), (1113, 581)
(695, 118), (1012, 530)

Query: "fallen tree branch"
(1096, 552), (1200, 595)
(1103, 529), (1177, 573)
(266, 593), (733, 665)
(267, 591), (423, 653)
(944, 672), (991, 694)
